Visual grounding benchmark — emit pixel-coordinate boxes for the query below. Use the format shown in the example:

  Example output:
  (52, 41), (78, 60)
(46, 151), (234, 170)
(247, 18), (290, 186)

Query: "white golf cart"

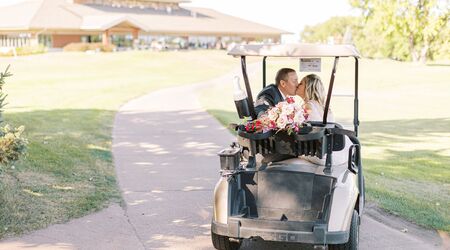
(211, 43), (365, 250)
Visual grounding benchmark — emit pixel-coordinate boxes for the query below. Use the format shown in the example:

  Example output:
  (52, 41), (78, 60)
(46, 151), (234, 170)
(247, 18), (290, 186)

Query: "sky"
(0, 0), (358, 41)
(183, 0), (358, 41)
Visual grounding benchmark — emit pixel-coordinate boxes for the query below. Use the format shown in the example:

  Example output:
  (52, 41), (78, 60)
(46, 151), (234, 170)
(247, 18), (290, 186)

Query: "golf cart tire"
(329, 210), (359, 250)
(211, 231), (242, 250)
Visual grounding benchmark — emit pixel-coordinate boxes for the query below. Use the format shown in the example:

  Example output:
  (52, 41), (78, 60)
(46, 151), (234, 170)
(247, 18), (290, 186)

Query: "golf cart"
(211, 44), (365, 250)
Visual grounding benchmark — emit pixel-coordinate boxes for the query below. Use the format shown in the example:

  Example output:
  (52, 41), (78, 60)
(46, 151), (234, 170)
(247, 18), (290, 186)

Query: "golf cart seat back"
(238, 122), (346, 160)
(308, 121), (346, 151)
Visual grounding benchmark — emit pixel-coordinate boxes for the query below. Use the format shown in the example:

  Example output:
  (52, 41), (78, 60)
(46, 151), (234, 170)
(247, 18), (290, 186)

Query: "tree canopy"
(300, 0), (449, 62)
(301, 16), (360, 44)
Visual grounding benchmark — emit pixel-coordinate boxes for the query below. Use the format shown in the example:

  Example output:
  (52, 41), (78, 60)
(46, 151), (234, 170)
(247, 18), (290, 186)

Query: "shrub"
(0, 125), (27, 166)
(63, 42), (116, 52)
(0, 45), (47, 57)
(63, 42), (89, 52)
(16, 44), (47, 56)
(0, 66), (27, 170)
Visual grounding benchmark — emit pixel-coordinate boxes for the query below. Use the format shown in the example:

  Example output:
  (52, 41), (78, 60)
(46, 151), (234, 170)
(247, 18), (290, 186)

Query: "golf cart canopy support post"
(241, 56), (257, 119)
(263, 56), (267, 88)
(354, 57), (359, 136)
(323, 57), (339, 124)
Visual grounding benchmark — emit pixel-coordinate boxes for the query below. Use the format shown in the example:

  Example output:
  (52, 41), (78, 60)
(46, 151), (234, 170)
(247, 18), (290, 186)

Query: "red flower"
(245, 122), (253, 132)
(254, 120), (263, 132)
(286, 97), (295, 104)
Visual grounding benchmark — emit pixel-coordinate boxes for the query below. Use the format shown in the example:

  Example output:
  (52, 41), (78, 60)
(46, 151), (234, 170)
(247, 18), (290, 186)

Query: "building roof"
(123, 0), (191, 2)
(0, 0), (289, 38)
(77, 0), (191, 3)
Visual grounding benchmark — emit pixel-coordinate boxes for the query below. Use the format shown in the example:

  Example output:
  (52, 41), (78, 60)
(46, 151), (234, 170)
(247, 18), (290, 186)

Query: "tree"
(301, 16), (361, 44)
(350, 0), (449, 63)
(299, 16), (385, 58)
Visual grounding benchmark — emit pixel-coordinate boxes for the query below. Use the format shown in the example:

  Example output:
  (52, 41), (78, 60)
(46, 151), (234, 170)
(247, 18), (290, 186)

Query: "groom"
(254, 68), (299, 117)
(254, 68), (299, 163)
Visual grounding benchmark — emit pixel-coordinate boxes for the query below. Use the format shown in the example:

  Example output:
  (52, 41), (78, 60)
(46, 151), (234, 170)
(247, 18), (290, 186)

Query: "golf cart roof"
(228, 43), (361, 58)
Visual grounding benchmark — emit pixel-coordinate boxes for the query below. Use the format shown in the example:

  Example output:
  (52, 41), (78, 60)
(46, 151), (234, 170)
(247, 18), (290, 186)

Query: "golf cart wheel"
(211, 231), (242, 250)
(329, 210), (359, 250)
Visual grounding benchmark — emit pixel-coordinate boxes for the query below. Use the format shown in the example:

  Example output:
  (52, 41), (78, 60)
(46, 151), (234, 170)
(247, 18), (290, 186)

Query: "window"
(38, 34), (52, 47)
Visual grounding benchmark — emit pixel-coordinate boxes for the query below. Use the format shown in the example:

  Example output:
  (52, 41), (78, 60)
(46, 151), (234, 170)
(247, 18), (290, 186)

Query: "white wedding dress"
(301, 100), (350, 166)
(304, 100), (334, 123)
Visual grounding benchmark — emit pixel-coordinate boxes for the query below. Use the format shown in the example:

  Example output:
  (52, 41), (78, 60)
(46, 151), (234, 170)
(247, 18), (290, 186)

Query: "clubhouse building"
(0, 0), (288, 49)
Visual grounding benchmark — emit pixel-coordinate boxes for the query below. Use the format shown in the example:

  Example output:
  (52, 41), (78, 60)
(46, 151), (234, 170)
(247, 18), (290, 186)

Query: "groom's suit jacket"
(254, 84), (284, 117)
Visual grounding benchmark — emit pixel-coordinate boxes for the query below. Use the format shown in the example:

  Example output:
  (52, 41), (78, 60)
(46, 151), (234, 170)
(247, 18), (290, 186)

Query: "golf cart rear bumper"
(211, 218), (349, 244)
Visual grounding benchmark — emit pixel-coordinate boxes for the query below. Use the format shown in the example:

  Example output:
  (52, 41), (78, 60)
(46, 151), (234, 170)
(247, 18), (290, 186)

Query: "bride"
(296, 74), (334, 122)
(295, 74), (349, 166)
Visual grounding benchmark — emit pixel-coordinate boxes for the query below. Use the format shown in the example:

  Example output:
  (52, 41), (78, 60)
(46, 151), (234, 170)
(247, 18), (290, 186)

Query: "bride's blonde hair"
(303, 74), (326, 107)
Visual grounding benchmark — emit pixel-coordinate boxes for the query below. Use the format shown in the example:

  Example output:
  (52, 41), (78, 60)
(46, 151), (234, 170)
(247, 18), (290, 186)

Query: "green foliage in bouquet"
(0, 66), (27, 169)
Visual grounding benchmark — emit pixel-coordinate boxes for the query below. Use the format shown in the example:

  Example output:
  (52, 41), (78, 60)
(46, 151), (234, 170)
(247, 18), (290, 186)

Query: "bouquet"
(245, 97), (308, 135)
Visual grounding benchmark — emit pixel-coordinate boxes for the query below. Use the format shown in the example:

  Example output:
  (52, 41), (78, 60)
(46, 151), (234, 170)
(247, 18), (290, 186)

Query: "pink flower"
(303, 108), (309, 120)
(243, 98), (306, 134)
(269, 120), (277, 129)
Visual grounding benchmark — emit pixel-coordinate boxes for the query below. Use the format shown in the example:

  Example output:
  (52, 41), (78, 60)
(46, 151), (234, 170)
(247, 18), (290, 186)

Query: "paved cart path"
(0, 66), (445, 250)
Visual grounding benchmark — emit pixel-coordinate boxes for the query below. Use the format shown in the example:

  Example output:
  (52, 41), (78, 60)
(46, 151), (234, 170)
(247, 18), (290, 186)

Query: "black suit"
(254, 84), (284, 117)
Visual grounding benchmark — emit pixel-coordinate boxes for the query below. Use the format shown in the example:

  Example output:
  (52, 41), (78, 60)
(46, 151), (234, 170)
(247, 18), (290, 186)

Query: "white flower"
(281, 103), (295, 116)
(267, 108), (279, 121)
(294, 109), (306, 124)
(276, 114), (288, 129)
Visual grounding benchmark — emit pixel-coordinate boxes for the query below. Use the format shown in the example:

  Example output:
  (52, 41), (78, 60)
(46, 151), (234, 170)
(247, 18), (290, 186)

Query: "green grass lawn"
(200, 58), (450, 231)
(0, 50), (240, 238)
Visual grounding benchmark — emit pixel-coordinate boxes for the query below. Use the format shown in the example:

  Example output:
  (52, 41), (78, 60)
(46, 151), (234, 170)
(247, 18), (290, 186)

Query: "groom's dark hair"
(275, 68), (296, 86)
